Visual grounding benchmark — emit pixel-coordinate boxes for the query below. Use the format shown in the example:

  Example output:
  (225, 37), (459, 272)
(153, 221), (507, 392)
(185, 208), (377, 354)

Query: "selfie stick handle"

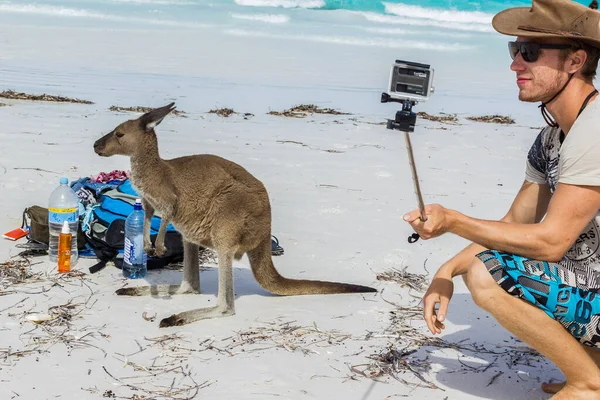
(404, 130), (427, 223)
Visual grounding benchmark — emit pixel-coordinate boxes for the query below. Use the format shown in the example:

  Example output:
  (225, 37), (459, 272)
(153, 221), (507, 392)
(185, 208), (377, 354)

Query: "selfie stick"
(381, 94), (428, 243)
(404, 128), (427, 222)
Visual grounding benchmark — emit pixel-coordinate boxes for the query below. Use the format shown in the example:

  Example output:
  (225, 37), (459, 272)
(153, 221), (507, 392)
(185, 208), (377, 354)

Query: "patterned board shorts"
(476, 250), (600, 348)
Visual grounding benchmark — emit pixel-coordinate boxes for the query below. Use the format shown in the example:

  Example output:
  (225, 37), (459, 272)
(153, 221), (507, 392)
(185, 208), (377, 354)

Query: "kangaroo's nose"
(93, 139), (104, 155)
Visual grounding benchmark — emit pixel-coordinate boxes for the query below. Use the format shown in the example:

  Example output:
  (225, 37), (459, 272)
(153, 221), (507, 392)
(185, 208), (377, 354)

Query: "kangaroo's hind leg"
(159, 247), (234, 327)
(177, 240), (201, 294)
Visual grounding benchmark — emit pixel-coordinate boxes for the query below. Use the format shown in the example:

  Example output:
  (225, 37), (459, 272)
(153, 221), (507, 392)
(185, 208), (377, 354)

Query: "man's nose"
(510, 53), (526, 72)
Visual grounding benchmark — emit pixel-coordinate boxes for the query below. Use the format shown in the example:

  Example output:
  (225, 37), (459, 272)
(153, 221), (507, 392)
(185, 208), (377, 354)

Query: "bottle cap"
(60, 177), (68, 185)
(61, 221), (70, 234)
(134, 198), (142, 211)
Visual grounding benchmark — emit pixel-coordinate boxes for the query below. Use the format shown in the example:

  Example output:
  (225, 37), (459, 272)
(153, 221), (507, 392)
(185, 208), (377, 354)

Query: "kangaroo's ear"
(139, 102), (176, 132)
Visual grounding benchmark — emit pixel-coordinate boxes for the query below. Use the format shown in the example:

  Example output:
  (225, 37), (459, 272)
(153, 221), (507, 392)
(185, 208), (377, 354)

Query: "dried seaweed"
(350, 302), (548, 389)
(467, 115), (515, 124)
(206, 107), (254, 119)
(19, 296), (108, 358)
(109, 105), (186, 116)
(89, 333), (214, 399)
(232, 321), (350, 353)
(208, 107), (235, 117)
(417, 112), (458, 124)
(97, 364), (212, 400)
(1, 270), (108, 368)
(268, 104), (350, 118)
(350, 345), (441, 390)
(0, 256), (44, 295)
(0, 90), (93, 104)
(376, 267), (428, 293)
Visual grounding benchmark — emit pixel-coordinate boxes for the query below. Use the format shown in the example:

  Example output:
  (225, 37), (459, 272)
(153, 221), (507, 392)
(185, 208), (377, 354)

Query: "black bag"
(86, 217), (184, 274)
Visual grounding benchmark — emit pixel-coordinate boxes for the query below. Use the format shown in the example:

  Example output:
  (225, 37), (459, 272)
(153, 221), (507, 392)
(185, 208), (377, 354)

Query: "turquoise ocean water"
(0, 0), (591, 21)
(0, 0), (591, 27)
(0, 0), (593, 123)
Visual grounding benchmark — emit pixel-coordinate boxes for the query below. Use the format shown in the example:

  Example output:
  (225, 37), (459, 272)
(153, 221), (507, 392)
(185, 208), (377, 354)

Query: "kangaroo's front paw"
(154, 243), (167, 257)
(160, 314), (185, 328)
(144, 243), (154, 257)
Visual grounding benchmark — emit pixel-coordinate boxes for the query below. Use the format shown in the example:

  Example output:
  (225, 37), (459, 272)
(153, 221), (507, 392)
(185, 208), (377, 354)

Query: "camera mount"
(381, 92), (417, 132)
(381, 92), (427, 244)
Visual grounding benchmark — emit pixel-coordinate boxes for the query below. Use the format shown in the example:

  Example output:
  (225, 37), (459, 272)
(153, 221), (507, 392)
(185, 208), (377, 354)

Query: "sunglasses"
(508, 41), (575, 63)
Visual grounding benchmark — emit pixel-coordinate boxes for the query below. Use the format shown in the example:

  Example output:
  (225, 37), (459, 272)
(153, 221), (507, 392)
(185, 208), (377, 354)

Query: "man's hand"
(422, 271), (454, 335)
(403, 204), (452, 240)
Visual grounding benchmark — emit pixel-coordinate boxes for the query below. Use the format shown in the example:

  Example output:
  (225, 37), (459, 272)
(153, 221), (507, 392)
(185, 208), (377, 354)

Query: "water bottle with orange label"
(48, 177), (79, 265)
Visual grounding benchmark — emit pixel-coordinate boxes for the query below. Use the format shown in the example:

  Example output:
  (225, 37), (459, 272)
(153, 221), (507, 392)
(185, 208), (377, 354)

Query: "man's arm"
(439, 180), (551, 278)
(443, 182), (600, 261)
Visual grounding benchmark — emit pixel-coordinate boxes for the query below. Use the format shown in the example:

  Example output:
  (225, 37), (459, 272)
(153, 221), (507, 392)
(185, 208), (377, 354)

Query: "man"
(403, 0), (600, 398)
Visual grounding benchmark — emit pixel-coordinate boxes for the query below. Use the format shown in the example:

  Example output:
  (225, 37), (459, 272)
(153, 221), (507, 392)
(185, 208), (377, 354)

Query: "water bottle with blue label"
(48, 177), (79, 265)
(123, 199), (147, 279)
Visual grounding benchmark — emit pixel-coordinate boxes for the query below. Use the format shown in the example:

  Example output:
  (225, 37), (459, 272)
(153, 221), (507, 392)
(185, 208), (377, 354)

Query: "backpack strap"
(89, 247), (118, 274)
(88, 248), (181, 274)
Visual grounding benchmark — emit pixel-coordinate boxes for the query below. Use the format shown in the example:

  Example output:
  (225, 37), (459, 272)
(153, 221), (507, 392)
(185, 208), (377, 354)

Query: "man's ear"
(139, 102), (176, 132)
(568, 48), (588, 75)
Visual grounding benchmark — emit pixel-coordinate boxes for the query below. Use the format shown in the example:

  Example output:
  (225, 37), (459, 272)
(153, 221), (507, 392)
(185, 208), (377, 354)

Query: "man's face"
(510, 36), (572, 103)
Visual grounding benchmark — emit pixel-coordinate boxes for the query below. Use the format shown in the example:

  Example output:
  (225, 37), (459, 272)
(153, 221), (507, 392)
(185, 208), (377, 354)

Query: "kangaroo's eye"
(115, 131), (124, 138)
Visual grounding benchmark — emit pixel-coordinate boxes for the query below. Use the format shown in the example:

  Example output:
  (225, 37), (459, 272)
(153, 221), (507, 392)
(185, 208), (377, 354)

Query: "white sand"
(0, 19), (558, 400)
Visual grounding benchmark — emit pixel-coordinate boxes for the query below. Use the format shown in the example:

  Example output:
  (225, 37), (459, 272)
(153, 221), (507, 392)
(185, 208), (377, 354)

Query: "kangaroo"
(93, 103), (376, 327)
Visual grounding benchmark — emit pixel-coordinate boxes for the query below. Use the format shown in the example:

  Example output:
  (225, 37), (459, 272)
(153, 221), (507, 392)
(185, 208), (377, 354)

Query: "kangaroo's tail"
(246, 238), (376, 295)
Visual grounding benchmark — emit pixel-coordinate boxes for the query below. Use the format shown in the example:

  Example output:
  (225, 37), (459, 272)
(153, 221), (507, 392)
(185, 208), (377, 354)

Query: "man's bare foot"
(550, 384), (600, 399)
(542, 381), (565, 394)
(543, 345), (600, 394)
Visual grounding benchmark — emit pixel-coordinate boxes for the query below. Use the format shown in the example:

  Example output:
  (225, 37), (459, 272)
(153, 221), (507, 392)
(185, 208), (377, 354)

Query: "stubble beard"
(519, 70), (566, 104)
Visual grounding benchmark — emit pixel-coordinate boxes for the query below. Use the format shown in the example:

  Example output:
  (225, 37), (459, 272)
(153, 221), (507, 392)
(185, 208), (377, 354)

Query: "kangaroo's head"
(94, 102), (176, 157)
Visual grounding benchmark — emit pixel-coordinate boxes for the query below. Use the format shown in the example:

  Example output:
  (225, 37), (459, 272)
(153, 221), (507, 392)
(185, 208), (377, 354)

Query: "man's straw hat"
(492, 0), (600, 48)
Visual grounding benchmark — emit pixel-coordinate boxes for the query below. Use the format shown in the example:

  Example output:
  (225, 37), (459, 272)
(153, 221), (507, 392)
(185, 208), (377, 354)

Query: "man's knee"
(463, 257), (500, 309)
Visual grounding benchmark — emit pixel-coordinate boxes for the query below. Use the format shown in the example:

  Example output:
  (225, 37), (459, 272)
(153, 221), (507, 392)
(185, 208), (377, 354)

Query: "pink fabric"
(90, 169), (129, 183)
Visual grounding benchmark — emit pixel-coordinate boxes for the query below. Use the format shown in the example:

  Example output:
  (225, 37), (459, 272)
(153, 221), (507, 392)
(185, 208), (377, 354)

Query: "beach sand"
(0, 16), (558, 400)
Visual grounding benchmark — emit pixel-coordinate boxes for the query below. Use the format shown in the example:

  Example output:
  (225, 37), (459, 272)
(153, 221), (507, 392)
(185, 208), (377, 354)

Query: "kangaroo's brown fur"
(93, 103), (376, 327)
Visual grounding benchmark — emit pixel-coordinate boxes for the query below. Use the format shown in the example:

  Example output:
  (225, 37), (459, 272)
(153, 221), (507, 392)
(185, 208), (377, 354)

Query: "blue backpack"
(85, 179), (183, 273)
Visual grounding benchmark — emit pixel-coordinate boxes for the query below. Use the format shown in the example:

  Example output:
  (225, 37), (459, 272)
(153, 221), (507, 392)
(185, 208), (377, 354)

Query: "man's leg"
(542, 346), (600, 394)
(463, 257), (600, 399)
